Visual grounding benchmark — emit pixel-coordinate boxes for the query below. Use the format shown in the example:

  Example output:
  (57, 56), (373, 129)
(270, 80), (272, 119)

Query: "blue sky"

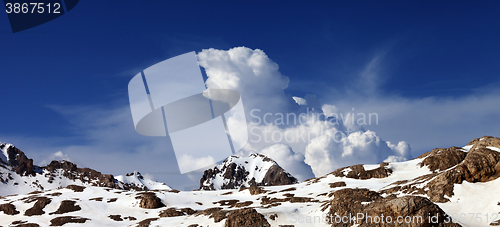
(1, 1), (500, 189)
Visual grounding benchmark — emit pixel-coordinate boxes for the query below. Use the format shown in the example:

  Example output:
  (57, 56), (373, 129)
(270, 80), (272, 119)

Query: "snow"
(0, 142), (12, 163)
(0, 138), (499, 227)
(363, 164), (380, 171)
(462, 145), (473, 152)
(487, 146), (500, 152)
(438, 177), (500, 227)
(115, 171), (171, 191)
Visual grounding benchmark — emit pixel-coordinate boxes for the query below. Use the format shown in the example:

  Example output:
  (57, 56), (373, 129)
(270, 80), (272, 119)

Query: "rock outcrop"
(382, 136), (500, 203)
(139, 192), (164, 209)
(224, 208), (271, 227)
(331, 163), (393, 179)
(0, 143), (37, 176)
(328, 188), (461, 227)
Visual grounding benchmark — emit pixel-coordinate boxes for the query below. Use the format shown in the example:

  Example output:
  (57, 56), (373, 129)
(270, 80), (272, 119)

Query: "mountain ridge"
(0, 136), (499, 226)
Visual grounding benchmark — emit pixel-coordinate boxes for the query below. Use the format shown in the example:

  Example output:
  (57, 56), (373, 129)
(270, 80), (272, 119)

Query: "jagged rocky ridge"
(0, 136), (499, 227)
(0, 142), (170, 196)
(199, 153), (298, 190)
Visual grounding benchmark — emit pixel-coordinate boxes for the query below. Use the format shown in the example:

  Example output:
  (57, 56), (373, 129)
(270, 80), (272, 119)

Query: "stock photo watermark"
(249, 107), (379, 144)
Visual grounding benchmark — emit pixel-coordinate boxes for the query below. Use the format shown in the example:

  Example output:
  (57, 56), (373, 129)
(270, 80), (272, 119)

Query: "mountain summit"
(199, 153), (298, 190)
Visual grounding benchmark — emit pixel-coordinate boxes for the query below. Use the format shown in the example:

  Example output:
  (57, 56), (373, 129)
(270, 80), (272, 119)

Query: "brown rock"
(49, 200), (81, 215)
(25, 197), (52, 216)
(247, 186), (267, 195)
(49, 216), (89, 226)
(224, 208), (271, 227)
(139, 192), (164, 209)
(136, 218), (159, 227)
(195, 207), (228, 222)
(10, 222), (40, 227)
(329, 181), (347, 188)
(467, 136), (500, 148)
(327, 188), (459, 227)
(260, 165), (298, 186)
(331, 163), (392, 179)
(109, 215), (123, 221)
(418, 147), (467, 172)
(159, 207), (196, 217)
(66, 185), (85, 192)
(0, 144), (36, 176)
(230, 201), (253, 208)
(458, 147), (500, 182)
(44, 160), (120, 189)
(0, 203), (20, 215)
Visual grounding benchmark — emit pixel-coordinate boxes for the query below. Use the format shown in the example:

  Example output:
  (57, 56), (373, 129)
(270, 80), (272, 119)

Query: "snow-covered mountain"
(0, 142), (170, 196)
(115, 171), (171, 191)
(1, 136), (500, 227)
(199, 153), (298, 190)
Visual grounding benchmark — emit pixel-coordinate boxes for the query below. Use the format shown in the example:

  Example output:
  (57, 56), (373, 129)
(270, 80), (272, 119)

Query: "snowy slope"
(1, 136), (500, 227)
(0, 142), (171, 196)
(115, 171), (171, 191)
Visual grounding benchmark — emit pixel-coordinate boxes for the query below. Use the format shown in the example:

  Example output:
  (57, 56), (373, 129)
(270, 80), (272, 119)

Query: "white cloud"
(198, 47), (411, 178)
(178, 155), (216, 173)
(322, 104), (338, 117)
(258, 144), (314, 181)
(198, 47), (294, 119)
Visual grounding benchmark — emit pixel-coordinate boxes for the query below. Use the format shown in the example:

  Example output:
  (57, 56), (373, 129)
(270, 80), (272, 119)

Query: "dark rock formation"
(66, 185), (86, 192)
(49, 216), (89, 226)
(195, 207), (228, 223)
(50, 200), (81, 215)
(200, 154), (298, 190)
(0, 203), (20, 215)
(329, 181), (347, 188)
(10, 221), (40, 227)
(25, 197), (52, 216)
(261, 165), (297, 186)
(159, 207), (196, 217)
(224, 208), (271, 227)
(138, 192), (164, 209)
(381, 136), (500, 203)
(331, 163), (393, 179)
(109, 215), (123, 221)
(418, 147), (467, 172)
(327, 188), (460, 227)
(44, 160), (120, 189)
(0, 143), (37, 176)
(136, 218), (159, 227)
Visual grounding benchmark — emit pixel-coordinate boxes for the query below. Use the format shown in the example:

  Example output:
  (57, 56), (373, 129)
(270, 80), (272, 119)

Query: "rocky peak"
(0, 142), (172, 195)
(199, 153), (298, 190)
(467, 136), (500, 151)
(0, 143), (36, 176)
(43, 160), (120, 189)
(417, 146), (467, 172)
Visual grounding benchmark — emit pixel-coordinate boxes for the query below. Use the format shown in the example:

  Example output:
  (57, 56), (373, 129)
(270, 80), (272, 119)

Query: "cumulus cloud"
(258, 144), (314, 181)
(304, 130), (410, 176)
(198, 47), (295, 121)
(178, 155), (216, 173)
(198, 47), (410, 178)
